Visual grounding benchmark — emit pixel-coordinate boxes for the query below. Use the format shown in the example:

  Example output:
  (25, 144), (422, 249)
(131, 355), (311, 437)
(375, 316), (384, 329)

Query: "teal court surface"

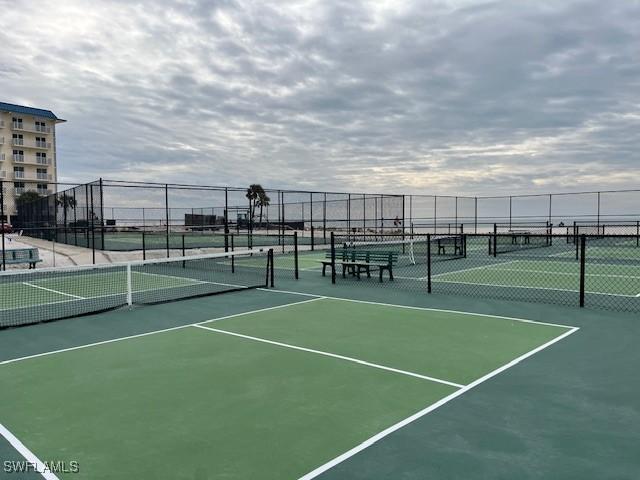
(0, 292), (578, 480)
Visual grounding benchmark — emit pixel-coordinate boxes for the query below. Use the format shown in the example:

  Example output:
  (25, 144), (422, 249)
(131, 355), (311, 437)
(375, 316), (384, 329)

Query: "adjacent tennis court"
(433, 259), (640, 298)
(0, 295), (576, 480)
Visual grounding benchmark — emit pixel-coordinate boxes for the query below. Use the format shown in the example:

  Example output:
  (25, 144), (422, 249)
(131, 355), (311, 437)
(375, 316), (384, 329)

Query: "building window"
(12, 117), (23, 129)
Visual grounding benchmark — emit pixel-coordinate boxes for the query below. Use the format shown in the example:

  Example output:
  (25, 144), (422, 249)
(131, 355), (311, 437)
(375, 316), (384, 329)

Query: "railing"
(13, 154), (24, 162)
(15, 188), (25, 195)
(12, 138), (24, 146)
(0, 154), (4, 161)
(35, 140), (51, 149)
(37, 189), (51, 195)
(35, 125), (51, 134)
(0, 137), (4, 145)
(0, 171), (6, 179)
(36, 173), (51, 180)
(36, 157), (51, 165)
(0, 120), (4, 128)
(13, 171), (25, 179)
(12, 122), (24, 130)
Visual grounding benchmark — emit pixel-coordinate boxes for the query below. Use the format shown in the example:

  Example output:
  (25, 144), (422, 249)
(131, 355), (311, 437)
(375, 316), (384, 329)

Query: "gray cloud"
(1, 0), (639, 198)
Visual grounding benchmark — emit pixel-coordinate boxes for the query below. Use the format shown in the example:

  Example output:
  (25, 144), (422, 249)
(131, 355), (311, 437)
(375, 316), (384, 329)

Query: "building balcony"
(12, 155), (51, 165)
(12, 122), (52, 134)
(0, 171), (5, 179)
(0, 137), (4, 145)
(0, 153), (4, 161)
(11, 171), (52, 181)
(0, 120), (4, 128)
(11, 138), (52, 149)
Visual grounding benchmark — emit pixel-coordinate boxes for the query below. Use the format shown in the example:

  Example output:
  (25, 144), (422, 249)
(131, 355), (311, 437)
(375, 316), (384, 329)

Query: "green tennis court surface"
(0, 297), (574, 480)
(433, 259), (640, 297)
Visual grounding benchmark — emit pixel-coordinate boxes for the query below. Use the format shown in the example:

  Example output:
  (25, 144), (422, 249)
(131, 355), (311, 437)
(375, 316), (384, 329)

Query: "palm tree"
(256, 190), (270, 227)
(56, 193), (77, 231)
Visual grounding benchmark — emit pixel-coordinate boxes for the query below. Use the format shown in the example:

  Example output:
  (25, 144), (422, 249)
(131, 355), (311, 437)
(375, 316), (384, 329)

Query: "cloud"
(1, 0), (639, 200)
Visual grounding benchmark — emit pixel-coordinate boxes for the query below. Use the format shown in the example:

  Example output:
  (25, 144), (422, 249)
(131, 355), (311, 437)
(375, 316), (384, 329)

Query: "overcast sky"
(1, 0), (639, 196)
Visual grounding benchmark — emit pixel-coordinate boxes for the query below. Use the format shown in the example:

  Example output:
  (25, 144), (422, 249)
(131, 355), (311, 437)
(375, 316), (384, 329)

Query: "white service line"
(22, 282), (85, 300)
(433, 279), (639, 298)
(297, 325), (580, 480)
(0, 423), (61, 480)
(432, 260), (520, 278)
(0, 297), (325, 366)
(258, 288), (579, 330)
(193, 324), (464, 389)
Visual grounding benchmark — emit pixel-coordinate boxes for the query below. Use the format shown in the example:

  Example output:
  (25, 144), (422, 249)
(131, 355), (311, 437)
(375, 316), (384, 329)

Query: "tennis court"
(0, 294), (576, 480)
(434, 258), (640, 298)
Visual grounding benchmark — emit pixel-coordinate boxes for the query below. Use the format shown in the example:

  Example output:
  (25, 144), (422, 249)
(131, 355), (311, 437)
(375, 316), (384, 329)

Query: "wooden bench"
(2, 248), (42, 269)
(435, 236), (464, 256)
(320, 249), (399, 282)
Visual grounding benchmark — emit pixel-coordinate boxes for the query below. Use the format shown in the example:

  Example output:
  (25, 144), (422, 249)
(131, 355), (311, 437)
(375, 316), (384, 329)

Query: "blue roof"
(0, 102), (64, 121)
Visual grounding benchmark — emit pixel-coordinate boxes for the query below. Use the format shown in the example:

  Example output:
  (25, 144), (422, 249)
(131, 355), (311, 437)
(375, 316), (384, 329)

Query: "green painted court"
(0, 297), (574, 480)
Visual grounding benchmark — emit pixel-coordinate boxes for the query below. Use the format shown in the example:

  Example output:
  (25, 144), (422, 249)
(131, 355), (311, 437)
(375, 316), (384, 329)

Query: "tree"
(245, 184), (271, 228)
(56, 193), (77, 229)
(16, 191), (41, 205)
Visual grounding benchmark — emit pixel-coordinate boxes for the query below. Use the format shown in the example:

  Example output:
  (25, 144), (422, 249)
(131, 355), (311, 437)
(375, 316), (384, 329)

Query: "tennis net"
(0, 249), (274, 328)
(343, 235), (466, 266)
(491, 231), (552, 254)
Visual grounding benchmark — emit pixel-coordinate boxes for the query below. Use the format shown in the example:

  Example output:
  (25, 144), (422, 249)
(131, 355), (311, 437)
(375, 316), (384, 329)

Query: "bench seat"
(319, 249), (398, 282)
(2, 248), (42, 269)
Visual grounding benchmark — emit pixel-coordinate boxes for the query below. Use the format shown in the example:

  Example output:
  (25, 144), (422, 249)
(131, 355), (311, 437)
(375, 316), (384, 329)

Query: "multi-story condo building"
(0, 102), (65, 223)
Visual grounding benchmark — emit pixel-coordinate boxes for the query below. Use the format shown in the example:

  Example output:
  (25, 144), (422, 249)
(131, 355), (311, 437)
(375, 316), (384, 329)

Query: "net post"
(182, 234), (186, 267)
(270, 248), (275, 287)
(231, 243), (235, 273)
(493, 223), (497, 257)
(579, 234), (586, 307)
(427, 233), (432, 293)
(126, 263), (133, 307)
(294, 231), (299, 280)
(330, 231), (336, 284)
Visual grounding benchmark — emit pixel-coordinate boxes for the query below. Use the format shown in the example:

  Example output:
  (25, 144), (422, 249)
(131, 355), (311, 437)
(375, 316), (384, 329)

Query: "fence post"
(1, 180), (5, 271)
(224, 188), (229, 252)
(427, 233), (432, 293)
(99, 178), (105, 250)
(142, 231), (146, 260)
(579, 235), (586, 308)
(165, 184), (170, 258)
(89, 184), (96, 264)
(311, 225), (315, 251)
(330, 231), (336, 284)
(294, 231), (299, 280)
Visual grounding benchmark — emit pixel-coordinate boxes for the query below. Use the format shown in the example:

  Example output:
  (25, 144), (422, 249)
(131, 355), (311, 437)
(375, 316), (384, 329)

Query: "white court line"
(298, 326), (580, 480)
(433, 279), (639, 298)
(476, 266), (640, 280)
(259, 288), (578, 330)
(193, 324), (464, 389)
(22, 282), (85, 300)
(432, 260), (520, 278)
(0, 297), (324, 366)
(0, 423), (60, 480)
